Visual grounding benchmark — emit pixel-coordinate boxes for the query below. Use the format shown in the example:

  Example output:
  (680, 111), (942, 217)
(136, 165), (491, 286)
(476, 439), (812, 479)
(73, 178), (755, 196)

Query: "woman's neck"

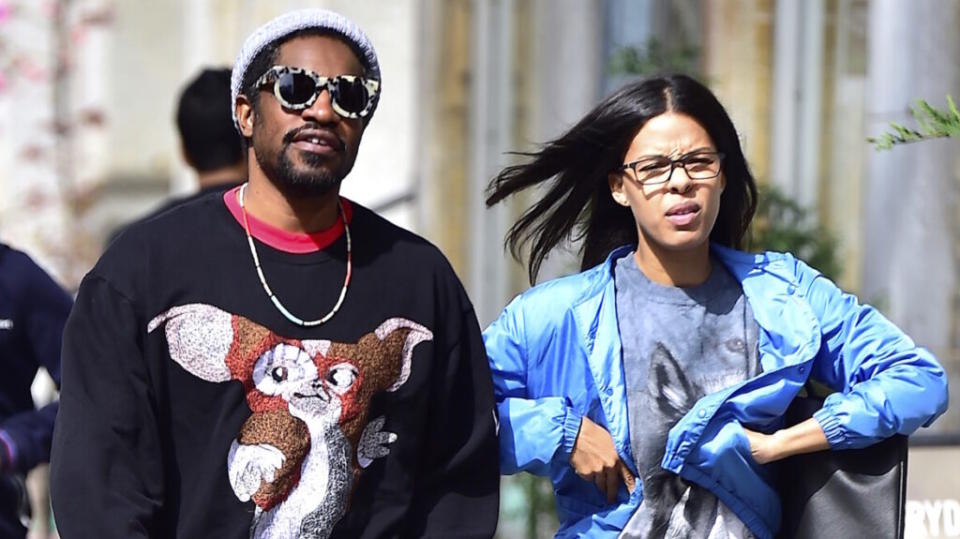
(633, 240), (712, 287)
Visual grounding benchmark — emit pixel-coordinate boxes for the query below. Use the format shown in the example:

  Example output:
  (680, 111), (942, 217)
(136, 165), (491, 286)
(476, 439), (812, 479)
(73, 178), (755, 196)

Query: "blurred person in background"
(108, 67), (246, 245)
(51, 8), (498, 538)
(0, 243), (72, 539)
(483, 74), (949, 538)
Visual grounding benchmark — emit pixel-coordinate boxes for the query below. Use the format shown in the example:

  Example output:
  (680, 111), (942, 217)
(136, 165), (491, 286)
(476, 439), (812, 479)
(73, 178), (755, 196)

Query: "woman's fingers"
(593, 472), (607, 494)
(589, 469), (619, 502)
(604, 467), (620, 503)
(617, 460), (637, 494)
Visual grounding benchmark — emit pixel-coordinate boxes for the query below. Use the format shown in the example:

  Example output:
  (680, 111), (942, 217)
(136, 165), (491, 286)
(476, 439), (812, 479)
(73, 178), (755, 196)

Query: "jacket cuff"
(812, 406), (847, 449)
(561, 408), (583, 458)
(0, 429), (16, 472)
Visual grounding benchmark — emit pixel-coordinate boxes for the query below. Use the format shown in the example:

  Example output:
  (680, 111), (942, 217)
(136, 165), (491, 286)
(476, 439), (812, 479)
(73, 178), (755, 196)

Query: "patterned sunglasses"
(255, 65), (381, 119)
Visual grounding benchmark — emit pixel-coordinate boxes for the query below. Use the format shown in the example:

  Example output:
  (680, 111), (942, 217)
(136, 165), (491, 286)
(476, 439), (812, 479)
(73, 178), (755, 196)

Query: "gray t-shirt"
(615, 253), (760, 539)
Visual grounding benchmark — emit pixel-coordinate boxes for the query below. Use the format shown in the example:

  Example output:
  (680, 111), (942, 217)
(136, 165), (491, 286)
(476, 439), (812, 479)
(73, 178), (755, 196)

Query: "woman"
(482, 74), (948, 538)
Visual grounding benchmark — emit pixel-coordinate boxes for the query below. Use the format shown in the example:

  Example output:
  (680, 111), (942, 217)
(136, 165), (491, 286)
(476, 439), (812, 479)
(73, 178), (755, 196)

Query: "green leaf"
(869, 95), (960, 150)
(607, 38), (702, 79)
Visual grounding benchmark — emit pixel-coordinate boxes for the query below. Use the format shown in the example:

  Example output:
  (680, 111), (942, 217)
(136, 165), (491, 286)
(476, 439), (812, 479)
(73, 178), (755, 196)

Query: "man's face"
(243, 34), (367, 197)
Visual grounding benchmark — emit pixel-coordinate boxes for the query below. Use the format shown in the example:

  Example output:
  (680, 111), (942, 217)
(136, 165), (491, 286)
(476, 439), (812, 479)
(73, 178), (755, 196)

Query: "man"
(51, 9), (499, 538)
(0, 244), (72, 539)
(108, 67), (246, 244)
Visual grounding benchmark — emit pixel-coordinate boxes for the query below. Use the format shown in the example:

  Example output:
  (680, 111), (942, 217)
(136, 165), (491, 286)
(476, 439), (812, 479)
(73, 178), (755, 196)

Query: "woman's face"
(609, 112), (725, 256)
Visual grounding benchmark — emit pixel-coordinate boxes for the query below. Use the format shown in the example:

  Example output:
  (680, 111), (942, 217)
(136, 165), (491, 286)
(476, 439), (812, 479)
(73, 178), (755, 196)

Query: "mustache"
(282, 124), (345, 150)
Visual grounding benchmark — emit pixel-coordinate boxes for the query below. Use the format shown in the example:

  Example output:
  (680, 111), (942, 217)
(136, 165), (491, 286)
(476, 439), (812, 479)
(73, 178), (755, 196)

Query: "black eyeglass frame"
(254, 65), (381, 119)
(618, 150), (726, 186)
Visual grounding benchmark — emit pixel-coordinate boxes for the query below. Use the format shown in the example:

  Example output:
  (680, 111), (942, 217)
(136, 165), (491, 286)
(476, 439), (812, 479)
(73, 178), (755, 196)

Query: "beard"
(252, 125), (346, 198)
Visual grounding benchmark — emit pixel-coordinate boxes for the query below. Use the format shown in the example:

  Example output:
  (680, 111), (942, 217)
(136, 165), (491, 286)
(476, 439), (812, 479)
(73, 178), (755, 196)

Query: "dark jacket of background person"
(0, 244), (72, 538)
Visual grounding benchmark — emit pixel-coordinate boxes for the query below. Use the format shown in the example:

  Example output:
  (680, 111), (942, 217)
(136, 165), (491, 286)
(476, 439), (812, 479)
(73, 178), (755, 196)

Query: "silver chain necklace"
(238, 183), (352, 327)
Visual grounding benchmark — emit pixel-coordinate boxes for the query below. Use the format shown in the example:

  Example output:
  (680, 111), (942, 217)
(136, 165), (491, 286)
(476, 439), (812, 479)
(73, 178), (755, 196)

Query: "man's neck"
(633, 238), (712, 287)
(197, 164), (247, 189)
(241, 175), (341, 234)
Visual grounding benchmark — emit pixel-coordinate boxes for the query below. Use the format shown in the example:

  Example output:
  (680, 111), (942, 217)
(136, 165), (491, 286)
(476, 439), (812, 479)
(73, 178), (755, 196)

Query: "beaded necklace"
(238, 183), (351, 327)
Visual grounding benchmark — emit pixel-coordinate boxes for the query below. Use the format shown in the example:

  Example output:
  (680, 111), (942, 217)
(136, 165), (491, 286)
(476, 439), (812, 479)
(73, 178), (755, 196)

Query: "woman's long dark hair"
(486, 74), (758, 284)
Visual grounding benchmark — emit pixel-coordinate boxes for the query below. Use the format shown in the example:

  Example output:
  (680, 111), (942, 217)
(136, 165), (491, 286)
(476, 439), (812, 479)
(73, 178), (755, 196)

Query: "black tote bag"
(775, 395), (908, 539)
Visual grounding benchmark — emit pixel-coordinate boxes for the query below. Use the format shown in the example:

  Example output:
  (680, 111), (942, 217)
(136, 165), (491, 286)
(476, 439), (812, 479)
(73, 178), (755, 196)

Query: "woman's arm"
(807, 272), (947, 448)
(743, 419), (829, 464)
(767, 259), (949, 453)
(746, 256), (949, 460)
(485, 295), (635, 501)
(484, 296), (583, 476)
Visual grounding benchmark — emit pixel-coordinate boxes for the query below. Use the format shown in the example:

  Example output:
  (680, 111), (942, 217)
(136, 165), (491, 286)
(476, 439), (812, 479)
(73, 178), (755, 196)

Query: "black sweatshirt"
(51, 190), (499, 538)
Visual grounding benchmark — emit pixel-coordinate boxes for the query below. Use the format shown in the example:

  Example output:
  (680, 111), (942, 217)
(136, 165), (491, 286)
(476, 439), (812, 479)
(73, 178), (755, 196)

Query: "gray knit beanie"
(230, 9), (381, 132)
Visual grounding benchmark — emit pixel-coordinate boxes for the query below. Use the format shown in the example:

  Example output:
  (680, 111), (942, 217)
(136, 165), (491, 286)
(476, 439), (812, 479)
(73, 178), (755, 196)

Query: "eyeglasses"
(619, 151), (725, 185)
(255, 65), (381, 119)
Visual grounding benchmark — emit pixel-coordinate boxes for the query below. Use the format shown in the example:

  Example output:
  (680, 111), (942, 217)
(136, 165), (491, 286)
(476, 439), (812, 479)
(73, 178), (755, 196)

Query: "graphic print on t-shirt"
(148, 303), (433, 539)
(629, 343), (753, 538)
(615, 254), (759, 539)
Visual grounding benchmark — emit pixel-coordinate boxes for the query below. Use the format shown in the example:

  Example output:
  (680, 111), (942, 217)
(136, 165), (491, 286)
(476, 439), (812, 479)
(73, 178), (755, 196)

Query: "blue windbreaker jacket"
(483, 245), (949, 538)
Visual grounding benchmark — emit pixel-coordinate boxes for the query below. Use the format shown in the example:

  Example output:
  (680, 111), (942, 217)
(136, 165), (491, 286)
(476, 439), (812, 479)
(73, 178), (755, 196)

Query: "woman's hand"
(744, 418), (830, 465)
(570, 416), (636, 503)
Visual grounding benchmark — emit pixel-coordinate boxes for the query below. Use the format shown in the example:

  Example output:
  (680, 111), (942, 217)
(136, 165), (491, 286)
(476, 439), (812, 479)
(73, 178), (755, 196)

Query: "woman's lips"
(665, 202), (701, 226)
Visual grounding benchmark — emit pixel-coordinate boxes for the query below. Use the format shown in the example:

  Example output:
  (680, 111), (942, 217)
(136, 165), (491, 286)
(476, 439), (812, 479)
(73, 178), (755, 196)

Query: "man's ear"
(179, 141), (196, 169)
(608, 173), (630, 207)
(235, 95), (255, 137)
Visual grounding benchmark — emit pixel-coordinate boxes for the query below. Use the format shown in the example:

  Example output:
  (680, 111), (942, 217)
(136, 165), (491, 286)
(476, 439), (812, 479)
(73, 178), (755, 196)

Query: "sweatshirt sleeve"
(803, 263), (949, 449)
(402, 282), (500, 538)
(50, 273), (166, 538)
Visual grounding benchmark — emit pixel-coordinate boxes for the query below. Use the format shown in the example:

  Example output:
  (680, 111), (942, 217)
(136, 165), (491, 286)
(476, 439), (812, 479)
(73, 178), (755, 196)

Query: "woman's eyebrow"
(635, 146), (715, 160)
